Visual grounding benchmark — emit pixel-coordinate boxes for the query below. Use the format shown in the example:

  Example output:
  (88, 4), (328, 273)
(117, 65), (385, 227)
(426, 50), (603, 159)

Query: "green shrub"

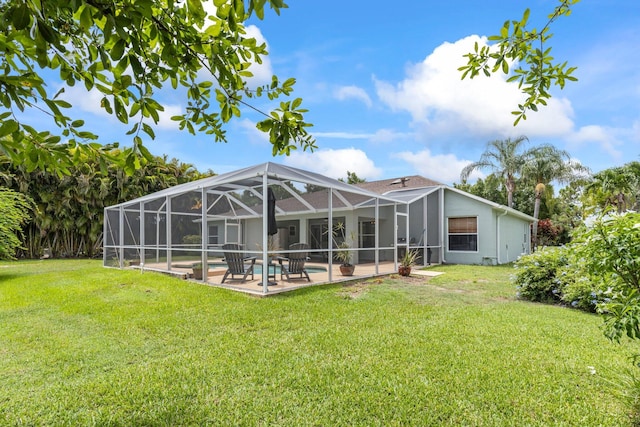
(513, 246), (568, 303)
(559, 257), (610, 313)
(182, 234), (202, 245)
(0, 188), (33, 260)
(568, 213), (640, 342)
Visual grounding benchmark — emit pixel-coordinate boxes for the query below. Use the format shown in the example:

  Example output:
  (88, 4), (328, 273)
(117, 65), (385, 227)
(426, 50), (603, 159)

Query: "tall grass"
(0, 260), (637, 425)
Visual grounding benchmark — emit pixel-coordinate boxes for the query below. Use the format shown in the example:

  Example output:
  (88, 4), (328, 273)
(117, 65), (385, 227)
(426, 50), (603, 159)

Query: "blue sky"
(44, 1), (640, 183)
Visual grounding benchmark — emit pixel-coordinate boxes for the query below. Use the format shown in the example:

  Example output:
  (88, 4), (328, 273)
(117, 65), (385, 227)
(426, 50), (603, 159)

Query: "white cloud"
(284, 148), (382, 180)
(156, 104), (183, 130)
(394, 149), (482, 184)
(242, 25), (274, 87)
(567, 125), (623, 159)
(314, 131), (375, 139)
(369, 129), (413, 143)
(334, 85), (372, 107)
(313, 129), (412, 142)
(236, 118), (270, 144)
(374, 35), (575, 139)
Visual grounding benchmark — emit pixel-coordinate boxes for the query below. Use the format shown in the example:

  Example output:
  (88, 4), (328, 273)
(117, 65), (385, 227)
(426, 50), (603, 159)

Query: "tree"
(455, 173), (507, 206)
(583, 163), (640, 215)
(1, 150), (205, 258)
(521, 145), (589, 249)
(460, 136), (533, 208)
(339, 171), (366, 185)
(460, 0), (580, 125)
(0, 0), (315, 174)
(0, 188), (32, 259)
(550, 178), (588, 243)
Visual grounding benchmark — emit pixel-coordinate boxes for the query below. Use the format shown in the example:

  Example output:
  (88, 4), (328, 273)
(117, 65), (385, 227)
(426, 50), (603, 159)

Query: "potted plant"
(256, 235), (281, 263)
(398, 249), (419, 277)
(330, 222), (357, 276)
(335, 241), (355, 276)
(192, 262), (205, 280)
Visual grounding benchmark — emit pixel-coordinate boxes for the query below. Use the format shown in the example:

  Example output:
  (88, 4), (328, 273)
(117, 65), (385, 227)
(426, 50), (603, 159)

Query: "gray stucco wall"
(498, 213), (530, 263)
(443, 190), (532, 265)
(443, 190), (496, 264)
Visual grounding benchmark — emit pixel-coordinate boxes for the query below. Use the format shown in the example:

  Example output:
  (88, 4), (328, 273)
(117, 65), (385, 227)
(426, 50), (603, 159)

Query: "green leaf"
(138, 141), (153, 160)
(142, 123), (156, 140)
(256, 120), (272, 132)
(0, 120), (19, 138)
(129, 54), (143, 76)
(501, 58), (509, 74)
(187, 0), (205, 20)
(79, 5), (94, 30)
(37, 20), (57, 44)
(204, 20), (222, 38)
(12, 3), (31, 30)
(111, 39), (126, 61)
(500, 24), (508, 39)
(54, 100), (72, 109)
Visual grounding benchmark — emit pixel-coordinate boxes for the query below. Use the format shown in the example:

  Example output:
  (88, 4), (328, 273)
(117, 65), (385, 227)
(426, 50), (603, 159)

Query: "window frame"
(447, 216), (478, 252)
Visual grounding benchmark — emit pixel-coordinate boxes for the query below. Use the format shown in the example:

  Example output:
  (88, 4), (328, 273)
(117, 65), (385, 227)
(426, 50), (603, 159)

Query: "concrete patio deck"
(135, 260), (442, 296)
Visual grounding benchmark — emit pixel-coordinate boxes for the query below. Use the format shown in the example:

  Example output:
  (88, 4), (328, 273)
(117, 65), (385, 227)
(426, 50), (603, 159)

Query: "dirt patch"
(392, 274), (433, 285)
(336, 278), (384, 299)
(337, 275), (437, 299)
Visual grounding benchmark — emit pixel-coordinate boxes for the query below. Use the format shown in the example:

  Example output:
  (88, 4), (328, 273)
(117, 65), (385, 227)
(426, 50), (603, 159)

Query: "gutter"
(496, 208), (508, 264)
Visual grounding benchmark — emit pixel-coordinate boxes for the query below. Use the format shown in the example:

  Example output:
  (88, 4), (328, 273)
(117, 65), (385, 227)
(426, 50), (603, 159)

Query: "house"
(355, 175), (533, 266)
(104, 162), (533, 294)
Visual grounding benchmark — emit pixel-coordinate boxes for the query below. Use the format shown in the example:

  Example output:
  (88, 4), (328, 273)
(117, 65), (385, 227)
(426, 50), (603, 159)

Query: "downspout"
(439, 186), (446, 264)
(496, 209), (508, 264)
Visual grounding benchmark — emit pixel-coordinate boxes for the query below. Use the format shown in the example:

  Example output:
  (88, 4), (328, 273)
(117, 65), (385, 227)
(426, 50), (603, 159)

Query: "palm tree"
(522, 145), (589, 249)
(460, 136), (531, 208)
(585, 165), (639, 214)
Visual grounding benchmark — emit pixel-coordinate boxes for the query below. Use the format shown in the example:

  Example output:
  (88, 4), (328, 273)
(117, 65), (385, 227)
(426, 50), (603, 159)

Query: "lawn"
(1, 259), (638, 426)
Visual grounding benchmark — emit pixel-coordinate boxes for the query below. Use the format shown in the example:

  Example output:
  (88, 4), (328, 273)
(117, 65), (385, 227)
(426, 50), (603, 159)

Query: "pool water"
(220, 263), (327, 275)
(175, 262), (327, 275)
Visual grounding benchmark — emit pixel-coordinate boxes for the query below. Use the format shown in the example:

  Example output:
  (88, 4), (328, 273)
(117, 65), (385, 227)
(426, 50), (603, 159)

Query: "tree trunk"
(532, 192), (542, 252)
(617, 192), (626, 213)
(505, 176), (515, 208)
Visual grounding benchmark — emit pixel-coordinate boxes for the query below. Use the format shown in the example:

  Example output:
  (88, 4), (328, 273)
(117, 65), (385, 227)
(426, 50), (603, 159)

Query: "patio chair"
(279, 243), (311, 281)
(221, 244), (256, 283)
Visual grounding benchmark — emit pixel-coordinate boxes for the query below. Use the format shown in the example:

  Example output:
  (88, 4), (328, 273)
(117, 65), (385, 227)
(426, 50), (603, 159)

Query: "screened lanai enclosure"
(103, 162), (429, 295)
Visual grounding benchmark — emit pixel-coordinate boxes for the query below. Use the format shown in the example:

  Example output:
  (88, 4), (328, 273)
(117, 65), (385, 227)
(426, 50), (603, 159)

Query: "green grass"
(1, 260), (638, 425)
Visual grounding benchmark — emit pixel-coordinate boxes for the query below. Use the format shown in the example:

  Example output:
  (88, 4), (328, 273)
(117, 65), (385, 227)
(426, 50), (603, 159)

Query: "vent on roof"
(391, 177), (410, 187)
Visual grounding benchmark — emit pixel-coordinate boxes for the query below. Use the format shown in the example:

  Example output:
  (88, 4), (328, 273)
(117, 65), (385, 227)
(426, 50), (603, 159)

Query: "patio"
(138, 259), (398, 296)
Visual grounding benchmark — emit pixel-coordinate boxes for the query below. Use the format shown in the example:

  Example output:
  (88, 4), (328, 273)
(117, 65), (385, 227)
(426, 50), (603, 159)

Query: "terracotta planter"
(398, 266), (412, 277)
(339, 265), (355, 276)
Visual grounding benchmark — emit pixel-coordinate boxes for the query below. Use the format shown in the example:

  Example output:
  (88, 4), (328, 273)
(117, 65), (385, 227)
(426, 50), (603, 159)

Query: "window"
(359, 219), (375, 248)
(208, 225), (219, 245)
(448, 217), (477, 251)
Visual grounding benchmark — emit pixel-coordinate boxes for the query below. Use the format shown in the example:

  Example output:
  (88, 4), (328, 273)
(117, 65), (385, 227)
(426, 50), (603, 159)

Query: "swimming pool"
(174, 262), (327, 275)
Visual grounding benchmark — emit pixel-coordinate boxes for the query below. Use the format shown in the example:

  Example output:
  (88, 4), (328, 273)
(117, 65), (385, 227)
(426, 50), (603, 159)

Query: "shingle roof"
(354, 175), (442, 195)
